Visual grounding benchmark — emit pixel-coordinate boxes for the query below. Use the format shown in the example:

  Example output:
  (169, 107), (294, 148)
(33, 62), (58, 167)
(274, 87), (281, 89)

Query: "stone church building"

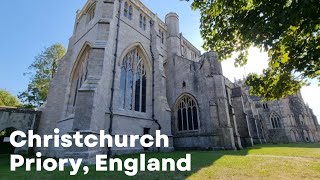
(31, 0), (319, 161)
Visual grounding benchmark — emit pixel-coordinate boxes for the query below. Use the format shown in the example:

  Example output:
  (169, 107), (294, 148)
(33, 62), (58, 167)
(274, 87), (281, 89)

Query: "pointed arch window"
(270, 112), (281, 129)
(124, 2), (128, 17)
(143, 16), (146, 30)
(159, 29), (164, 44)
(128, 5), (133, 20)
(139, 14), (143, 28)
(87, 5), (96, 23)
(161, 31), (164, 43)
(263, 103), (269, 109)
(67, 50), (89, 114)
(119, 48), (147, 112)
(176, 95), (199, 131)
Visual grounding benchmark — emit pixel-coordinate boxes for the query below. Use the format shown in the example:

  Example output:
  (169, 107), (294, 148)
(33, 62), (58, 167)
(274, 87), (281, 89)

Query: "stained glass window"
(119, 48), (147, 112)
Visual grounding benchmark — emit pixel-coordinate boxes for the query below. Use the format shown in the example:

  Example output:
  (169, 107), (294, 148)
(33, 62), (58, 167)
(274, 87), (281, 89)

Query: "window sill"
(58, 115), (75, 123)
(176, 130), (200, 134)
(111, 109), (152, 120)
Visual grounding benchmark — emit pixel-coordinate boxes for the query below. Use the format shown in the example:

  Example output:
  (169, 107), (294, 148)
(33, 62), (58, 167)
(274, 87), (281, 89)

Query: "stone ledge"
(0, 107), (41, 114)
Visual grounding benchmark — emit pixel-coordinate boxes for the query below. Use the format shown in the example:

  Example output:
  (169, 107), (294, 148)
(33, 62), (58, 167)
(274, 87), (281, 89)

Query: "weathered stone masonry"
(1, 0), (318, 162)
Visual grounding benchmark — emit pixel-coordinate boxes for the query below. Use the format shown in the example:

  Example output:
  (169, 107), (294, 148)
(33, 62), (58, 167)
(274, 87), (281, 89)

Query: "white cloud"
(222, 47), (269, 81)
(301, 86), (320, 123)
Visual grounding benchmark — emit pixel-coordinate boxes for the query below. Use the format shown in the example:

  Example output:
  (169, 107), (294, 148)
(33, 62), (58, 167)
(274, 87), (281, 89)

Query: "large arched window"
(270, 112), (281, 129)
(67, 49), (89, 114)
(176, 95), (199, 131)
(119, 48), (147, 112)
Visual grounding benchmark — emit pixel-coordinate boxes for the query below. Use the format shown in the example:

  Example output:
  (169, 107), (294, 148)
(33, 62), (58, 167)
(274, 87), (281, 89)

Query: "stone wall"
(166, 53), (236, 150)
(0, 107), (41, 154)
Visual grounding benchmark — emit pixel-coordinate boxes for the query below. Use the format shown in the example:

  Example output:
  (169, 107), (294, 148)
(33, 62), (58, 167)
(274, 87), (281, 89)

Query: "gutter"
(107, 0), (122, 158)
(149, 20), (162, 152)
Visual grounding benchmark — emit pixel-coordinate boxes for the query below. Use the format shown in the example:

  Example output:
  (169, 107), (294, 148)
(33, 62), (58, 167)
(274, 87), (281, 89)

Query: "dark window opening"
(124, 2), (128, 17)
(143, 16), (146, 30)
(270, 113), (281, 129)
(182, 81), (186, 88)
(128, 5), (133, 20)
(139, 14), (143, 28)
(0, 128), (17, 154)
(176, 95), (199, 132)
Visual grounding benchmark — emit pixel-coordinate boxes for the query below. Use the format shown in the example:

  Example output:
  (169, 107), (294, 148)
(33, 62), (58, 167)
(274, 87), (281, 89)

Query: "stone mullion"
(185, 102), (189, 130)
(72, 78), (80, 111)
(132, 60), (137, 111)
(128, 68), (133, 110)
(180, 107), (183, 130)
(139, 63), (143, 112)
(129, 52), (136, 110)
(183, 107), (186, 131)
(191, 105), (195, 130)
(123, 61), (128, 109)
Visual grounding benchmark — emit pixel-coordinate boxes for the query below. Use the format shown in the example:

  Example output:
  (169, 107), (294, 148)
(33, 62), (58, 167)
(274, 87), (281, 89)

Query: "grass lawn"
(0, 143), (320, 180)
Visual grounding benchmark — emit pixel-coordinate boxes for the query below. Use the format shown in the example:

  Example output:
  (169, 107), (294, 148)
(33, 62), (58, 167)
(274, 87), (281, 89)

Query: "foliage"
(0, 89), (21, 107)
(18, 43), (66, 108)
(0, 128), (16, 137)
(190, 0), (320, 100)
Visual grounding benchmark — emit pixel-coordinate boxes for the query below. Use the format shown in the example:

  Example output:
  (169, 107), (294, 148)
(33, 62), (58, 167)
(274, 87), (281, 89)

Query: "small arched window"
(128, 5), (133, 20)
(124, 2), (128, 17)
(161, 31), (164, 43)
(270, 112), (281, 129)
(176, 95), (199, 131)
(139, 14), (143, 28)
(119, 48), (147, 112)
(143, 16), (146, 30)
(87, 5), (96, 23)
(159, 29), (164, 44)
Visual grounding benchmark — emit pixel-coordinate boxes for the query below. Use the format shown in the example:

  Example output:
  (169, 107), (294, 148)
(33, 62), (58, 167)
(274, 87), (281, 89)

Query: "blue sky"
(0, 0), (319, 120)
(0, 0), (201, 95)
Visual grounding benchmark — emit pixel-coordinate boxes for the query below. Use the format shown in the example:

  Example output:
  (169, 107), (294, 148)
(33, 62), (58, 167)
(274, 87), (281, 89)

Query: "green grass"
(0, 143), (320, 180)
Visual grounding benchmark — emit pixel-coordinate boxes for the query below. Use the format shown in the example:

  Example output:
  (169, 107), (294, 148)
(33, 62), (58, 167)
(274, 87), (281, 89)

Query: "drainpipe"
(107, 0), (122, 158)
(149, 20), (161, 152)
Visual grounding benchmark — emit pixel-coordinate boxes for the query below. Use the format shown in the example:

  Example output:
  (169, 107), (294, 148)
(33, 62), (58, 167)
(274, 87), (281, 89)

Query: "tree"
(19, 43), (66, 108)
(190, 0), (320, 100)
(0, 89), (21, 107)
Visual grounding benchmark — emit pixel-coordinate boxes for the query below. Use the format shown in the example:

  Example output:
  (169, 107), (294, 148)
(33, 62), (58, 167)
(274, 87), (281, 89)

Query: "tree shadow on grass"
(252, 142), (320, 149)
(0, 143), (319, 180)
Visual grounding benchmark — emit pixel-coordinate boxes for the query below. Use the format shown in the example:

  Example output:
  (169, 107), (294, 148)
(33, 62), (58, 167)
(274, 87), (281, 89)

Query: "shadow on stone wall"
(0, 107), (41, 154)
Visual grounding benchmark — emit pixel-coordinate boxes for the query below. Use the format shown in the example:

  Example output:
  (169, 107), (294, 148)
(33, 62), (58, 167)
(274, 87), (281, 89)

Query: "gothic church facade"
(37, 0), (320, 162)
